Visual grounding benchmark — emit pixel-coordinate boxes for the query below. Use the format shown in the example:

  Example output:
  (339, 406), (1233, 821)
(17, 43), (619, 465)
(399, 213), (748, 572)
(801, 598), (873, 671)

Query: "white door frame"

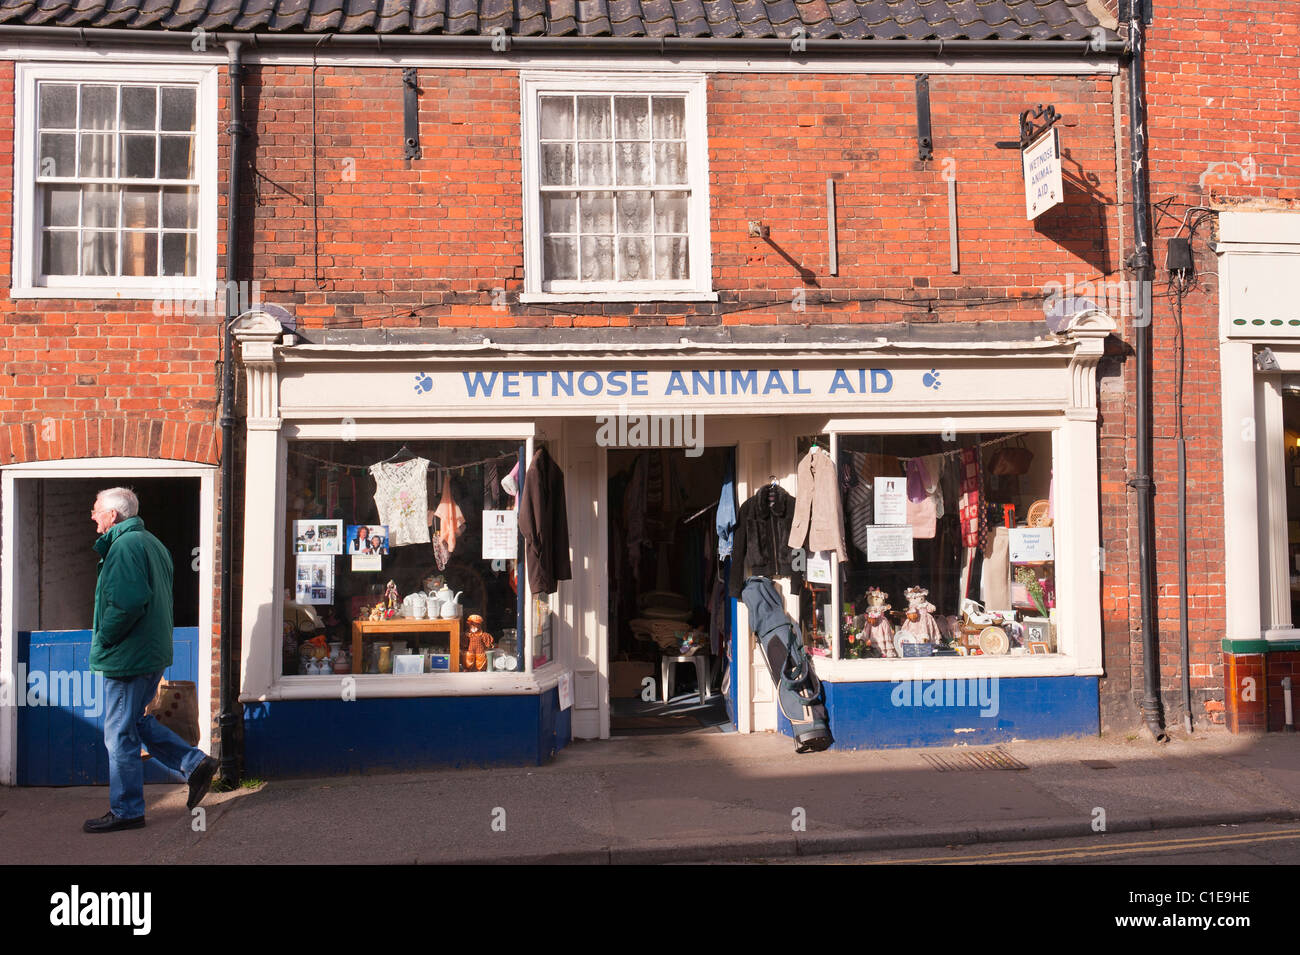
(0, 458), (216, 785)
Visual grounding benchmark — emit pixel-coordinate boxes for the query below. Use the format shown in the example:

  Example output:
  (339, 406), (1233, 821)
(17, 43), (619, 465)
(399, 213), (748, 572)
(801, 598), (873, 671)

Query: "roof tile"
(0, 0), (1111, 39)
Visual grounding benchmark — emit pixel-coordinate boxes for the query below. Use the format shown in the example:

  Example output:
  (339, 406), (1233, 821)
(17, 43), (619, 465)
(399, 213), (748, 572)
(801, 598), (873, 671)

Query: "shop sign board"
(281, 360), (1070, 415)
(1023, 128), (1063, 219)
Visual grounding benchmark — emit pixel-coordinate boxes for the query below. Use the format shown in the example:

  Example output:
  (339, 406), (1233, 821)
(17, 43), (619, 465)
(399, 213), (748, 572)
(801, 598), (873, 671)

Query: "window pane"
(121, 87), (157, 131)
(654, 235), (689, 280)
(614, 97), (649, 140)
(78, 133), (115, 177)
(578, 143), (613, 186)
(80, 231), (117, 276)
(576, 96), (611, 140)
(38, 133), (76, 177)
(162, 186), (199, 229)
(541, 143), (574, 186)
(539, 96), (573, 139)
(42, 185), (80, 227)
(38, 84), (77, 129)
(162, 232), (198, 276)
(160, 87), (197, 132)
(80, 86), (117, 130)
(82, 185), (119, 228)
(541, 191), (578, 234)
(618, 236), (651, 282)
(580, 235), (614, 281)
(160, 135), (194, 179)
(122, 134), (157, 178)
(42, 230), (78, 275)
(654, 191), (689, 233)
(544, 236), (578, 281)
(652, 97), (686, 139)
(580, 191), (614, 234)
(615, 142), (651, 187)
(122, 232), (158, 277)
(616, 192), (651, 234)
(653, 142), (688, 185)
(123, 188), (158, 229)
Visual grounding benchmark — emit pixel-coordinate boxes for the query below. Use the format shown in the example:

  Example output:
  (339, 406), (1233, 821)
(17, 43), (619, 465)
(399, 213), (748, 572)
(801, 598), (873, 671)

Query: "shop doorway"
(606, 447), (735, 736)
(1, 465), (214, 785)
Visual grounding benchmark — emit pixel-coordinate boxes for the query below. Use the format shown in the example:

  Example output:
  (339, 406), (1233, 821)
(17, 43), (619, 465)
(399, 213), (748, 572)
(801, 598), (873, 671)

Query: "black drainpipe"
(1125, 7), (1166, 741)
(219, 39), (247, 786)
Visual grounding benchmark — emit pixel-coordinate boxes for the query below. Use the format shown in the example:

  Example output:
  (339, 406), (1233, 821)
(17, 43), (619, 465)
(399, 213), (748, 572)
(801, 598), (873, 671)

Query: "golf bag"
(740, 576), (833, 753)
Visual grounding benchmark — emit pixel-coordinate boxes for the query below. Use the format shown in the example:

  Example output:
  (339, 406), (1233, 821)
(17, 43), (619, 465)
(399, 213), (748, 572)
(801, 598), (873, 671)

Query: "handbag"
(987, 437), (1033, 476)
(145, 679), (200, 747)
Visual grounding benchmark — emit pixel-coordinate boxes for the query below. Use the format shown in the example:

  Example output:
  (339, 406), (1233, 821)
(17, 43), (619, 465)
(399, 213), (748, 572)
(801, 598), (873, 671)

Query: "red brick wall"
(1125, 3), (1300, 727)
(240, 66), (1123, 329)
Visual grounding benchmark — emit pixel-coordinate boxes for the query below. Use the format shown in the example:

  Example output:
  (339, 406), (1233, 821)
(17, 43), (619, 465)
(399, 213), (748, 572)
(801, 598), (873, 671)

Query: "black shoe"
(84, 812), (145, 834)
(187, 755), (218, 810)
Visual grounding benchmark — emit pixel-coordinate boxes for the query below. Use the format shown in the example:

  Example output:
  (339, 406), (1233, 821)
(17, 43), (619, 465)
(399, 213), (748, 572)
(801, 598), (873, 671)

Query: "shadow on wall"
(1034, 149), (1114, 276)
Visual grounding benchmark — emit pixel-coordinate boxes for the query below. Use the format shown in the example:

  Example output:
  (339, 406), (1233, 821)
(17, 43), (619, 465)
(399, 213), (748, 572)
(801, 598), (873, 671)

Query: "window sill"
(519, 290), (719, 304)
(812, 654), (1099, 681)
(9, 283), (215, 302)
(246, 668), (564, 701)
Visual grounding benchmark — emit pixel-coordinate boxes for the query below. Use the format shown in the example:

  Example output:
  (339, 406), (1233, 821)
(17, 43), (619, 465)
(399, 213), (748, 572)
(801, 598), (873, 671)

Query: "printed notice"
(867, 525), (914, 562)
(482, 510), (518, 560)
(874, 476), (908, 525)
(1009, 527), (1054, 563)
(558, 671), (573, 710)
(806, 552), (832, 584)
(351, 554), (382, 572)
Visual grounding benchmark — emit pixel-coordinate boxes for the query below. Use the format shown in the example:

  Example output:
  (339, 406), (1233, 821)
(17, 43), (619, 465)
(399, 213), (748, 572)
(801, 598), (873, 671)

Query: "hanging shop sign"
(1023, 128), (1063, 220)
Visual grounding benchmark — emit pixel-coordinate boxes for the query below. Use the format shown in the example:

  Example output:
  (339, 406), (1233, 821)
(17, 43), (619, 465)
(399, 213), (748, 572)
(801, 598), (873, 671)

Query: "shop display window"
(802, 430), (1057, 661)
(282, 439), (526, 678)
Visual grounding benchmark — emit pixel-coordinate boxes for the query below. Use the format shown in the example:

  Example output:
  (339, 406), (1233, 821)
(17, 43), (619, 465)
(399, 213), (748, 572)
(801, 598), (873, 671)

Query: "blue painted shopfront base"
(775, 676), (1099, 748)
(243, 687), (571, 777)
(17, 628), (200, 786)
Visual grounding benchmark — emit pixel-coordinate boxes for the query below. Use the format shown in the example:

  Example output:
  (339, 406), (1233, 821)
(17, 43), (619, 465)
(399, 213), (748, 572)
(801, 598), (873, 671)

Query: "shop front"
(233, 308), (1112, 775)
(1216, 211), (1300, 733)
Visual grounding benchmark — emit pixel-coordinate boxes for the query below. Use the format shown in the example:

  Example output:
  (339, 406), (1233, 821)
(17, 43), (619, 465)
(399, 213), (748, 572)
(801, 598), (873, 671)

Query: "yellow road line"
(870, 826), (1300, 864)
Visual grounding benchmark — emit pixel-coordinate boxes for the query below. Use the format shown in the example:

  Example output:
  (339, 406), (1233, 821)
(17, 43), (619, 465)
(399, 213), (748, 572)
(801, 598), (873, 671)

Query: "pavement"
(4, 726), (1300, 864)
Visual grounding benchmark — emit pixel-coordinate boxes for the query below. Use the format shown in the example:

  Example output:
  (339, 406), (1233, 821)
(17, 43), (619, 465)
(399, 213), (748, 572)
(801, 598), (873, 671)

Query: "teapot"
(438, 589), (463, 619)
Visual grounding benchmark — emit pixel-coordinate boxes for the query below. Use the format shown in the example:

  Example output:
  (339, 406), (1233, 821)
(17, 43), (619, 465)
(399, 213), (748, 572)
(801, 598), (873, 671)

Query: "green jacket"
(89, 516), (174, 679)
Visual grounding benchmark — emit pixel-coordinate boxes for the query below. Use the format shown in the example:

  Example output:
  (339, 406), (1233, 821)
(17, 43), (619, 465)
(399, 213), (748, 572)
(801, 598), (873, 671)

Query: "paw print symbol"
(413, 373), (433, 395)
(922, 369), (941, 390)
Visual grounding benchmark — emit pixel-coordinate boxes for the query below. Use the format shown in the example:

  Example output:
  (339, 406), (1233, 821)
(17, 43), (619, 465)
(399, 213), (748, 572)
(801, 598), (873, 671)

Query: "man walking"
(83, 487), (218, 833)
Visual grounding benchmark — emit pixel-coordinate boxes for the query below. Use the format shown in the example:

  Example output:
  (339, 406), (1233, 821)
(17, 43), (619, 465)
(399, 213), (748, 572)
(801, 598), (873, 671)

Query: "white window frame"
(519, 71), (716, 303)
(11, 62), (219, 301)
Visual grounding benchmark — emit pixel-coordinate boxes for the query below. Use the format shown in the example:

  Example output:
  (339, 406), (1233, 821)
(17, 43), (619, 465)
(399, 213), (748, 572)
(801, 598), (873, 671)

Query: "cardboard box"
(611, 661), (655, 699)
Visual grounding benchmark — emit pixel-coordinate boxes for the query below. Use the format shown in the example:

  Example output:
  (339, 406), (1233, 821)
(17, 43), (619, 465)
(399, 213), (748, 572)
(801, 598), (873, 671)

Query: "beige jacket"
(788, 448), (848, 561)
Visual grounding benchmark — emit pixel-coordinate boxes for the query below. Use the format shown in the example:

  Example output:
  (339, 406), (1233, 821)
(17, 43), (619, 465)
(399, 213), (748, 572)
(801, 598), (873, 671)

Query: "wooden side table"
(351, 618), (462, 673)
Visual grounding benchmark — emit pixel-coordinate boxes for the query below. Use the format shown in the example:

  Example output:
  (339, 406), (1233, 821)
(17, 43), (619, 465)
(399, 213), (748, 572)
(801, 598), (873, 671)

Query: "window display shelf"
(351, 618), (462, 674)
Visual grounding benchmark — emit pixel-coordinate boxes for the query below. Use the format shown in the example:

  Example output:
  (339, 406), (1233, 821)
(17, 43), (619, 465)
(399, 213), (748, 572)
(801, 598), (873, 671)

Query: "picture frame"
(346, 524), (390, 555)
(1022, 615), (1051, 647)
(294, 519), (343, 554)
(1028, 642), (1050, 655)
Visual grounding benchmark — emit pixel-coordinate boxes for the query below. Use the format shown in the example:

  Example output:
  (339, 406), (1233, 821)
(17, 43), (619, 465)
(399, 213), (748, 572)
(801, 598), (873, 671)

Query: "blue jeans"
(104, 670), (206, 819)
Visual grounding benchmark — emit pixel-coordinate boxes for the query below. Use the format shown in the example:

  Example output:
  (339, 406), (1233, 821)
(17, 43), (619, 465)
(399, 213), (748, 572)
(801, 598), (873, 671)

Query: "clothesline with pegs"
(287, 448), (518, 475)
(892, 431), (1033, 465)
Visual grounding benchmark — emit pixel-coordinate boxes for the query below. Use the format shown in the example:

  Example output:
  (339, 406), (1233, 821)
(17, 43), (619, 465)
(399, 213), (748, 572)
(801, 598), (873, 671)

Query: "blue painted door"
(16, 627), (199, 786)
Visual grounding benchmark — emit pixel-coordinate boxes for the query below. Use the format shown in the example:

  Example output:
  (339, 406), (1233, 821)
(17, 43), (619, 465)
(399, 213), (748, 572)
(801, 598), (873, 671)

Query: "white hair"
(96, 487), (139, 519)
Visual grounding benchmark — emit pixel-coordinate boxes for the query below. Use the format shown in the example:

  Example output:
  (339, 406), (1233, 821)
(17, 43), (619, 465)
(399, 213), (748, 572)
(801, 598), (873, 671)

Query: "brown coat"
(788, 448), (848, 561)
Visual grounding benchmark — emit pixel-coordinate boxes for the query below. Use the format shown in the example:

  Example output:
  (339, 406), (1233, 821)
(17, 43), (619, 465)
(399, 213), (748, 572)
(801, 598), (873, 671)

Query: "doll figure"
(896, 586), (943, 653)
(864, 588), (897, 658)
(384, 580), (400, 619)
(463, 614), (494, 672)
